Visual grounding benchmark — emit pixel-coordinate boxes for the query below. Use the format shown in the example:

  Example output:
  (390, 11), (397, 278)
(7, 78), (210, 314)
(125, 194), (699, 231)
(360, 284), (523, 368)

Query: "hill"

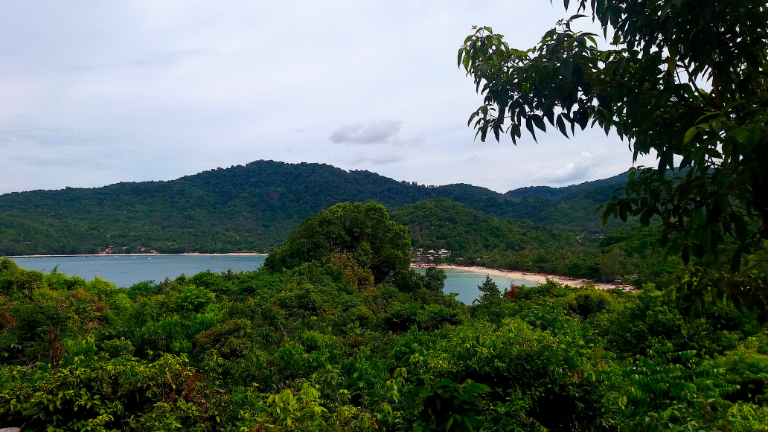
(392, 198), (600, 274)
(0, 160), (631, 255)
(502, 173), (632, 232)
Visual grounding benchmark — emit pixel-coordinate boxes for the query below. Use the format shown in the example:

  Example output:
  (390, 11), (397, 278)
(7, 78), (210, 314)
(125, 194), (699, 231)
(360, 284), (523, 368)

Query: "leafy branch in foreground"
(459, 0), (768, 311)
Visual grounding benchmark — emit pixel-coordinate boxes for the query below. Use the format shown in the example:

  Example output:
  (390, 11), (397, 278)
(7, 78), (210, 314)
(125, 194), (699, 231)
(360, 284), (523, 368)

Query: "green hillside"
(392, 198), (601, 275)
(0, 160), (632, 256)
(0, 161), (432, 255)
(1, 204), (764, 430)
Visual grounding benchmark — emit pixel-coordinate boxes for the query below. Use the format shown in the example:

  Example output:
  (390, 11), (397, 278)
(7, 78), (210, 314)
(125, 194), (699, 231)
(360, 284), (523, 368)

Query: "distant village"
(410, 247), (451, 265)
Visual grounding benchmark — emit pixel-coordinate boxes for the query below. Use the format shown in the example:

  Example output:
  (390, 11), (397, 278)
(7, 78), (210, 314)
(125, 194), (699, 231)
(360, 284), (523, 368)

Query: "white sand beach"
(413, 264), (635, 291)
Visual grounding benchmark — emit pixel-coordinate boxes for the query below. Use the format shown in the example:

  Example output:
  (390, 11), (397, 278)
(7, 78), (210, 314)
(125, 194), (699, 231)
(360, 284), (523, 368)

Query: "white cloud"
(531, 144), (601, 185)
(0, 0), (646, 194)
(534, 161), (594, 185)
(329, 120), (403, 144)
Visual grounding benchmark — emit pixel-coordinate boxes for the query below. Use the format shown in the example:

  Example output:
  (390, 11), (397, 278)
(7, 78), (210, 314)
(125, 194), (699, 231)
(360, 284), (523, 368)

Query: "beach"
(414, 264), (634, 291)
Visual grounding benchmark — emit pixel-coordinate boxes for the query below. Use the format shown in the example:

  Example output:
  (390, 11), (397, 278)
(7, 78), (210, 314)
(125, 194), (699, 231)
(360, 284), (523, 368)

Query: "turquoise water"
(7, 256), (538, 304)
(415, 268), (539, 304)
(8, 255), (267, 288)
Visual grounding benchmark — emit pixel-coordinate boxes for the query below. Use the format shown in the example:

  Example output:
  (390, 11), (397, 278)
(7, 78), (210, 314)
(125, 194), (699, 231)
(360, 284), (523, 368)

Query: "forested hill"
(392, 198), (599, 274)
(393, 198), (584, 256)
(0, 160), (629, 255)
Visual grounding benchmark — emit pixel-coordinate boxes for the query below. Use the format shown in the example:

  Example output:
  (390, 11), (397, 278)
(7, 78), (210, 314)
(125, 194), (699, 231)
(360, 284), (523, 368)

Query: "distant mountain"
(0, 160), (632, 255)
(505, 172), (629, 199)
(392, 198), (578, 254)
(499, 172), (633, 233)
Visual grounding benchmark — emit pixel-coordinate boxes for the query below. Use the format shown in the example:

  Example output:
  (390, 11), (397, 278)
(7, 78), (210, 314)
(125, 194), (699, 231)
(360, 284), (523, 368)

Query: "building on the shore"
(411, 247), (451, 265)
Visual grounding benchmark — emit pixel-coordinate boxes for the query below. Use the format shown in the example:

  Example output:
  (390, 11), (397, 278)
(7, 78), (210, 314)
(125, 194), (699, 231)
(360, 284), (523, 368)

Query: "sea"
(413, 268), (538, 304)
(7, 255), (537, 304)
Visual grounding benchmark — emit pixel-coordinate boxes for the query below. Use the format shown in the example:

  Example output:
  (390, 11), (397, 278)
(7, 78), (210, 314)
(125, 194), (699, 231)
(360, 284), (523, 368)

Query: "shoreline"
(414, 264), (634, 291)
(4, 252), (268, 258)
(6, 256), (631, 290)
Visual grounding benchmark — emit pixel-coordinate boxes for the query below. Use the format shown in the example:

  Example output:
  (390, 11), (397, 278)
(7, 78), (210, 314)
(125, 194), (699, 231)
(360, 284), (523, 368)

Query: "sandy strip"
(413, 264), (634, 291)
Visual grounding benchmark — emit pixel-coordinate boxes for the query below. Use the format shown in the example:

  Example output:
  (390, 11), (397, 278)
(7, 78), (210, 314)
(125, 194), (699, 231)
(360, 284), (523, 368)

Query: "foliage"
(600, 248), (624, 281)
(459, 0), (768, 310)
(393, 198), (602, 275)
(2, 203), (768, 431)
(0, 160), (634, 256)
(264, 202), (411, 283)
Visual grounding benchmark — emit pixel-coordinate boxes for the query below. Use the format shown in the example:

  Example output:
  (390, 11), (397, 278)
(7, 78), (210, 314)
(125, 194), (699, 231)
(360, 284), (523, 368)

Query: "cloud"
(536, 162), (592, 184)
(533, 151), (598, 185)
(329, 120), (405, 144)
(0, 1), (642, 194)
(394, 135), (425, 146)
(351, 152), (405, 165)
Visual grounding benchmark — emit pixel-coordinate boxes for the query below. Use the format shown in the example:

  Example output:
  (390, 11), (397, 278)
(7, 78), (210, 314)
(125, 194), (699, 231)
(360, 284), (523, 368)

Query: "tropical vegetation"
(460, 0), (768, 308)
(2, 0), (767, 429)
(2, 203), (768, 431)
(0, 161), (629, 256)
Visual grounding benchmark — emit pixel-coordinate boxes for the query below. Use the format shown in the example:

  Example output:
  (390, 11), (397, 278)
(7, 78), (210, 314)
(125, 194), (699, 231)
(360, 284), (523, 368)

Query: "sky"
(0, 0), (657, 195)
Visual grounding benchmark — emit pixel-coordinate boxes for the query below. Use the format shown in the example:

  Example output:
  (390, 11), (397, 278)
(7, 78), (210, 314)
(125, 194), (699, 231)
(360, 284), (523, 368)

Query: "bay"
(8, 255), (267, 288)
(415, 268), (539, 304)
(8, 255), (539, 304)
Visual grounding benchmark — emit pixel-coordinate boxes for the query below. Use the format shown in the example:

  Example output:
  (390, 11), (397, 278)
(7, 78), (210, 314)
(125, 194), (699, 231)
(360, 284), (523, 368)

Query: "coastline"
(4, 252), (268, 258)
(414, 264), (634, 291)
(6, 256), (630, 290)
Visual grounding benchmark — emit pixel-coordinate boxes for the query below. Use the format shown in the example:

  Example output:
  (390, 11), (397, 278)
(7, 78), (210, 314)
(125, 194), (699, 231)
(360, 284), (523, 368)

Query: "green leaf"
(578, 110), (589, 130)
(556, 115), (568, 137)
(602, 202), (617, 225)
(683, 126), (698, 144)
(525, 117), (538, 142)
(640, 209), (654, 226)
(467, 111), (479, 127)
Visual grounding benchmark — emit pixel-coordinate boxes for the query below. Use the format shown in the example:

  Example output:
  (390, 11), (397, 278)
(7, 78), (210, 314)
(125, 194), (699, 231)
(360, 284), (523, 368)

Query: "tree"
(459, 0), (768, 310)
(264, 202), (412, 283)
(600, 248), (624, 282)
(424, 267), (448, 295)
(475, 275), (501, 306)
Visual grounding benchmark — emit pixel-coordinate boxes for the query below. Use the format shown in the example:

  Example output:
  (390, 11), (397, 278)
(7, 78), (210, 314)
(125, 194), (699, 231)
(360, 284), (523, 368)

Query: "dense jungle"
(3, 0), (768, 429)
(1, 202), (767, 431)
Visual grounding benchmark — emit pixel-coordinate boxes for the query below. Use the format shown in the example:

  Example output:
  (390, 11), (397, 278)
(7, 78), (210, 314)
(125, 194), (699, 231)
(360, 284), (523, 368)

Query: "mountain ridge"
(0, 159), (631, 255)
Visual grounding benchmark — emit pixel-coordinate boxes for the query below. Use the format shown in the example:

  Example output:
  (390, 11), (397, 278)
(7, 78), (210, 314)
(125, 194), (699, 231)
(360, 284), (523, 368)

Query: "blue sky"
(0, 0), (655, 194)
